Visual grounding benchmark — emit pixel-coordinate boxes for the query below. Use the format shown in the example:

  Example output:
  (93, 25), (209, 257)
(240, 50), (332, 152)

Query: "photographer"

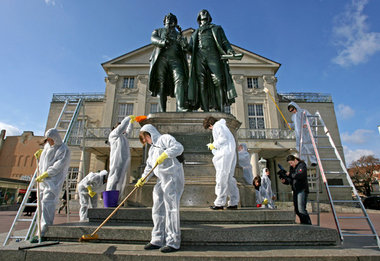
(280, 155), (312, 225)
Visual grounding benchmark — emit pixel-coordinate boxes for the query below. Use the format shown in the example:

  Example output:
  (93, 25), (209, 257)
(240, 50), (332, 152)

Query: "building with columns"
(44, 29), (344, 202)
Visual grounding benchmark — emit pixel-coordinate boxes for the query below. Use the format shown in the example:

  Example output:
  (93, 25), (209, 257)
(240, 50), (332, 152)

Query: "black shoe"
(144, 243), (161, 250)
(160, 246), (179, 253)
(227, 205), (238, 210)
(311, 163), (317, 167)
(30, 236), (45, 244)
(210, 205), (224, 210)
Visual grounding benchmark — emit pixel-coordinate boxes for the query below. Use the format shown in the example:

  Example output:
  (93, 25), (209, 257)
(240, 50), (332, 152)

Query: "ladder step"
(342, 233), (377, 237)
(17, 218), (34, 222)
(64, 111), (75, 114)
(10, 236), (25, 239)
(333, 200), (361, 203)
(338, 216), (368, 219)
(317, 146), (333, 149)
(57, 129), (68, 132)
(324, 171), (346, 175)
(307, 115), (319, 118)
(320, 158), (340, 161)
(328, 185), (352, 188)
(313, 135), (328, 138)
(310, 124), (324, 127)
(24, 203), (37, 207)
(59, 120), (71, 123)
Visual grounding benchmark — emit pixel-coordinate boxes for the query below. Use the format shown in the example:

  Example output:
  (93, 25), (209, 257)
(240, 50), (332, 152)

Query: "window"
(248, 104), (265, 139)
(118, 103), (134, 122)
(62, 167), (79, 196)
(70, 119), (85, 145)
(122, 77), (135, 89)
(150, 103), (159, 113)
(247, 77), (259, 89)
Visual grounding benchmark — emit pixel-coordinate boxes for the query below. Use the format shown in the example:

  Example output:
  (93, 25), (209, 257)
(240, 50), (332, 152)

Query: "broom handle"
(90, 163), (158, 236)
(266, 89), (292, 130)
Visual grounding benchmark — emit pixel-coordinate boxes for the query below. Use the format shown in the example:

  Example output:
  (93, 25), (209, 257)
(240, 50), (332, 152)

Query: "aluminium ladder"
(303, 111), (380, 248)
(3, 99), (83, 246)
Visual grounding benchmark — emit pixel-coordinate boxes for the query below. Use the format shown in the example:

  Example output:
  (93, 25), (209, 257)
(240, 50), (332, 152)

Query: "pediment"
(230, 45), (280, 68)
(102, 27), (280, 73)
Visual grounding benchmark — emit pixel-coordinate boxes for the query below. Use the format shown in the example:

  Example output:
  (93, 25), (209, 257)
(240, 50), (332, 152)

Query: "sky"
(0, 0), (379, 165)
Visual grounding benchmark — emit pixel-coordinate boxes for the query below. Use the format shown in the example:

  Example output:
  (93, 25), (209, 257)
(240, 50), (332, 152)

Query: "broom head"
(79, 233), (99, 242)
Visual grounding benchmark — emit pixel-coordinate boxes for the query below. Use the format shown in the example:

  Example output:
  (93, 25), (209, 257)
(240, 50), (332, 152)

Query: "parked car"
(363, 196), (380, 210)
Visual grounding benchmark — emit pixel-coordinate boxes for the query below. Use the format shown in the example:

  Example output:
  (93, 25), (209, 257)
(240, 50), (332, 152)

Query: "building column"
(101, 74), (119, 127)
(263, 75), (280, 129)
(77, 149), (91, 182)
(136, 75), (148, 114)
(232, 75), (246, 127)
(249, 149), (260, 178)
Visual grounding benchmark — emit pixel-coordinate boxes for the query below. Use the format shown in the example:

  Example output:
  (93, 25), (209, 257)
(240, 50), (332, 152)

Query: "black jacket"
(283, 161), (309, 193)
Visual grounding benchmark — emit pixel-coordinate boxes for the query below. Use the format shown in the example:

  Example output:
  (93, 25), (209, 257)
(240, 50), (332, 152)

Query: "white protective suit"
(140, 124), (184, 250)
(288, 102), (317, 165)
(106, 116), (133, 203)
(238, 143), (253, 185)
(211, 119), (240, 207)
(260, 169), (275, 209)
(255, 185), (269, 205)
(38, 128), (71, 236)
(78, 170), (108, 221)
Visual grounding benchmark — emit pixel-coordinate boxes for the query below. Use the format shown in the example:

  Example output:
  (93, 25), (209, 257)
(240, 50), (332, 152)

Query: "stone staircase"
(42, 207), (339, 246)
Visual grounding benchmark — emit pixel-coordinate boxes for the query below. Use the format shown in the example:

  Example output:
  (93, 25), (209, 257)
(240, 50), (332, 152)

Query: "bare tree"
(349, 155), (380, 196)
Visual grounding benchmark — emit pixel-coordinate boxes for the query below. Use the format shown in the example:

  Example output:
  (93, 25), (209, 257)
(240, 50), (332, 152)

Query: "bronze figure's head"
(163, 13), (178, 28)
(197, 9), (212, 25)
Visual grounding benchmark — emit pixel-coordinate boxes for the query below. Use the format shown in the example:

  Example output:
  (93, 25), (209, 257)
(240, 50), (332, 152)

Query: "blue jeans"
(293, 189), (312, 225)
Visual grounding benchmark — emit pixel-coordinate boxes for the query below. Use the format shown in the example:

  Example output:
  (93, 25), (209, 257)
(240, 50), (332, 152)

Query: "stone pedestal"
(125, 112), (256, 207)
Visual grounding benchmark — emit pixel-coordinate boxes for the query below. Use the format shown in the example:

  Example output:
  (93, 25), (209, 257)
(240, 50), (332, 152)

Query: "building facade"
(0, 130), (43, 205)
(44, 29), (345, 202)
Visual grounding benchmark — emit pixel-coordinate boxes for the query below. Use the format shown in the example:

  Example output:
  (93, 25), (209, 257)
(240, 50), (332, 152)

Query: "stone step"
(43, 222), (339, 246)
(3, 241), (380, 261)
(87, 207), (296, 224)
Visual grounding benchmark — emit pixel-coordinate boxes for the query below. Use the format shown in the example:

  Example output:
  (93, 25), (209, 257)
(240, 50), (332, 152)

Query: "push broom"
(79, 162), (158, 242)
(264, 87), (292, 130)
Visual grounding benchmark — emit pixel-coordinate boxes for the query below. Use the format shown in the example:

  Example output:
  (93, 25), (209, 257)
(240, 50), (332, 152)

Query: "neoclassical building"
(45, 29), (344, 203)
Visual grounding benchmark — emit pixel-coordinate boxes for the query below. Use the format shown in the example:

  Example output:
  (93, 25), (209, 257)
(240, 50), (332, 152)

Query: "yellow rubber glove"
(207, 143), (216, 150)
(156, 152), (168, 165)
(36, 172), (49, 182)
(87, 185), (96, 198)
(129, 115), (136, 123)
(135, 177), (147, 188)
(263, 198), (268, 205)
(34, 149), (43, 160)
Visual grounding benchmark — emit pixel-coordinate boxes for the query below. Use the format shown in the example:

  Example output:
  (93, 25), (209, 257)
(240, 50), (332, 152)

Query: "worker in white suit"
(260, 168), (276, 209)
(78, 170), (108, 221)
(203, 116), (240, 210)
(288, 102), (317, 166)
(106, 115), (135, 203)
(32, 128), (71, 243)
(238, 143), (253, 185)
(135, 124), (184, 253)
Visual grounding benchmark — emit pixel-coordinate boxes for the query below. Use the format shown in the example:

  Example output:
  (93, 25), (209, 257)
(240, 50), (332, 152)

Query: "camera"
(277, 164), (287, 180)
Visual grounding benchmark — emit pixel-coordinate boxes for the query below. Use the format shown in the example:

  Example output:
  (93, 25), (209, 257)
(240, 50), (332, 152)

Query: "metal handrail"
(278, 92), (332, 103)
(237, 128), (296, 140)
(52, 93), (105, 102)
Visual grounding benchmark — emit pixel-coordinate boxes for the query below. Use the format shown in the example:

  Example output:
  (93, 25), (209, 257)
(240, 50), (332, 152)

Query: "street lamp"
(258, 157), (267, 173)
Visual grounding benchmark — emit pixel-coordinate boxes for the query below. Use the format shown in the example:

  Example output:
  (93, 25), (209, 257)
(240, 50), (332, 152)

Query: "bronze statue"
(148, 13), (189, 112)
(187, 9), (241, 112)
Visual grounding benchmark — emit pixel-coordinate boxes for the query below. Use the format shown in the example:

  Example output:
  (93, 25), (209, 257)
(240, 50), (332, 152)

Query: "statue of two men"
(148, 10), (240, 112)
(148, 13), (189, 112)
